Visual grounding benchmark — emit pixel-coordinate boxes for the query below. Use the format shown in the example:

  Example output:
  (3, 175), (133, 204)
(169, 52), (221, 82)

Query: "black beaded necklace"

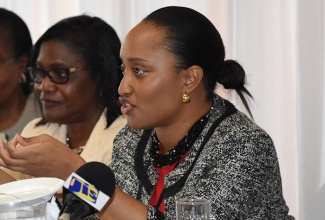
(149, 110), (211, 168)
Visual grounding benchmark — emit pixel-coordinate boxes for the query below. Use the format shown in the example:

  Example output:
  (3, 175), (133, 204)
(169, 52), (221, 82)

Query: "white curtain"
(1, 0), (324, 219)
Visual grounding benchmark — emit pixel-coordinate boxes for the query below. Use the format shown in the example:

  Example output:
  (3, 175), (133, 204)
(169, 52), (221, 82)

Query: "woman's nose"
(35, 76), (56, 92)
(118, 73), (132, 97)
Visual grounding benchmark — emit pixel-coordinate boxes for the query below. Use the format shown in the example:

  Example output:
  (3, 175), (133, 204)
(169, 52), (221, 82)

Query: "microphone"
(58, 162), (115, 220)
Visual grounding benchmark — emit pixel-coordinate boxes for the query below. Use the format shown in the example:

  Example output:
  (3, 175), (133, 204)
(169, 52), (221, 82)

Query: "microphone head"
(59, 162), (115, 220)
(74, 161), (115, 198)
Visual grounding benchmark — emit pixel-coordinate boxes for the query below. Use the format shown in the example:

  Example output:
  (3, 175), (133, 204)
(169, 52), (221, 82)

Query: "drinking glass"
(176, 198), (211, 220)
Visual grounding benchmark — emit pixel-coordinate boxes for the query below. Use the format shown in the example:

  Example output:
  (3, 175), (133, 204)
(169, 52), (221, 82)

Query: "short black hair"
(32, 15), (122, 127)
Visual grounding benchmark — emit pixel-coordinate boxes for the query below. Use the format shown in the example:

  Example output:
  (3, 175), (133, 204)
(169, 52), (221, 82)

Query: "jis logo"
(68, 175), (98, 203)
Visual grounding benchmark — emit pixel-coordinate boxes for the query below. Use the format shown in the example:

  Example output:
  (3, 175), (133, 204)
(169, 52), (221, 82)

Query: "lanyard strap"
(150, 150), (189, 212)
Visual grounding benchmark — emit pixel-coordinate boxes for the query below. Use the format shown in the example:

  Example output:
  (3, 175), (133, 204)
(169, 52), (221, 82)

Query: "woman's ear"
(17, 54), (29, 72)
(182, 65), (204, 93)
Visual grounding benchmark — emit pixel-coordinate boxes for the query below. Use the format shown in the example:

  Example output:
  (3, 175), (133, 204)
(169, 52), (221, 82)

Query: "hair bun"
(217, 60), (246, 90)
(217, 59), (254, 119)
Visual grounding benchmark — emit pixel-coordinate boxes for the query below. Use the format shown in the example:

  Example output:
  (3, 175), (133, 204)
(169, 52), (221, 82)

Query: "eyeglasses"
(0, 58), (14, 69)
(27, 66), (87, 84)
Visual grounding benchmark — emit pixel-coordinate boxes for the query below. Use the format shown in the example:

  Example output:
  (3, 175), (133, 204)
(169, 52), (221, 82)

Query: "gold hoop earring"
(182, 91), (190, 103)
(20, 73), (26, 84)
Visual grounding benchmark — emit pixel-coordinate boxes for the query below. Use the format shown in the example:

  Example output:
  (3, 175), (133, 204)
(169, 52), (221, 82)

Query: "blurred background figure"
(0, 8), (41, 143)
(0, 14), (126, 182)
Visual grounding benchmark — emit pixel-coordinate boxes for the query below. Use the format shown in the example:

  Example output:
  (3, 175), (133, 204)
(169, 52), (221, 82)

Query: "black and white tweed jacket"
(110, 95), (294, 220)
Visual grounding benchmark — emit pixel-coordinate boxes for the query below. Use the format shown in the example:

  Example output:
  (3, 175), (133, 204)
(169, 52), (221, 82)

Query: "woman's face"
(35, 40), (100, 124)
(119, 22), (186, 129)
(0, 35), (26, 106)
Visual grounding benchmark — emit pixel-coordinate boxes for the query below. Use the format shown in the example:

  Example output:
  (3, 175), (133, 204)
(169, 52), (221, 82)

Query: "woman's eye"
(120, 65), (125, 75)
(134, 68), (145, 75)
(52, 69), (68, 79)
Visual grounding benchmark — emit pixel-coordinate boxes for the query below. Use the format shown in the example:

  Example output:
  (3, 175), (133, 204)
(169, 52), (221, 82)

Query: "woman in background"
(0, 14), (126, 181)
(0, 8), (41, 143)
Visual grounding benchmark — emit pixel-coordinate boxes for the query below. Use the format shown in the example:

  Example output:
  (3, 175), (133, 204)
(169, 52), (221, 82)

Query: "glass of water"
(176, 198), (211, 220)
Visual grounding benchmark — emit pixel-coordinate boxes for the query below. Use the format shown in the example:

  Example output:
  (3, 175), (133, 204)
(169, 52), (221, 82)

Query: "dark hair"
(31, 15), (122, 127)
(0, 8), (33, 95)
(143, 6), (253, 118)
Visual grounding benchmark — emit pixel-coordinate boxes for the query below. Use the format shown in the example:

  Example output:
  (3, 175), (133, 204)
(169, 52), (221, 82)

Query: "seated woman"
(108, 6), (293, 219)
(0, 8), (41, 143)
(1, 6), (294, 220)
(0, 14), (126, 181)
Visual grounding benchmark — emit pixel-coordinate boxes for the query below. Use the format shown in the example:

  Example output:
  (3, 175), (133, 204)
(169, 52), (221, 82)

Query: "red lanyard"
(149, 146), (188, 213)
